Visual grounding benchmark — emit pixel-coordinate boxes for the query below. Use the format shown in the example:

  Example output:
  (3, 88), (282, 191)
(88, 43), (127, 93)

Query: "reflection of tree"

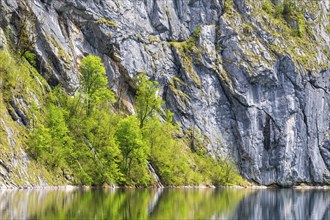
(1, 189), (330, 220)
(147, 188), (164, 215)
(149, 189), (249, 219)
(0, 188), (249, 219)
(9, 189), (330, 219)
(0, 189), (152, 219)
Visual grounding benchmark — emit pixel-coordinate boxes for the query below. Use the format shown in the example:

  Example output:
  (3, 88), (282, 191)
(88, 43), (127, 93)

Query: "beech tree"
(79, 55), (114, 113)
(135, 73), (163, 128)
(115, 116), (150, 184)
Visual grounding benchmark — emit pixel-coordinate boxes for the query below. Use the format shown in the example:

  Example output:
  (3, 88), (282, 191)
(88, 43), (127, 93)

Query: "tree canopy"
(135, 72), (163, 128)
(26, 54), (245, 187)
(79, 55), (114, 113)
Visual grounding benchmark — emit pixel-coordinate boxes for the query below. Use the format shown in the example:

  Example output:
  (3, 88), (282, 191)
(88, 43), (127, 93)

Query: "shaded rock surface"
(0, 0), (329, 186)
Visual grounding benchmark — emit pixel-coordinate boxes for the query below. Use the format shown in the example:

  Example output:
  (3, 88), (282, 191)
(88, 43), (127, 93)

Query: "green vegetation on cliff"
(257, 0), (328, 71)
(0, 50), (245, 187)
(262, 0), (306, 37)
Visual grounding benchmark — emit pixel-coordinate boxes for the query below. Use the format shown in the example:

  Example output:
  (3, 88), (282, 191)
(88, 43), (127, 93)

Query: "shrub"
(23, 51), (37, 67)
(96, 18), (118, 28)
(274, 2), (284, 18)
(283, 0), (294, 17)
(262, 0), (274, 14)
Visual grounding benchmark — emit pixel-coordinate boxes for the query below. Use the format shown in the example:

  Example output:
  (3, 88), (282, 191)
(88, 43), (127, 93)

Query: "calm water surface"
(0, 188), (329, 219)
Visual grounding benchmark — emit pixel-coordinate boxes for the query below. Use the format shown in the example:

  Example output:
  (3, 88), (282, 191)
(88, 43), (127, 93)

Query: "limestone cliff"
(0, 0), (329, 186)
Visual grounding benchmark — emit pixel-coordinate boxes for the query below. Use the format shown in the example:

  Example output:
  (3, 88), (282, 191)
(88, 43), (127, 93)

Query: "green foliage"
(135, 72), (163, 128)
(28, 124), (52, 162)
(257, 0), (325, 71)
(116, 116), (151, 185)
(79, 55), (108, 97)
(29, 85), (122, 185)
(274, 3), (284, 18)
(144, 115), (193, 185)
(16, 52), (247, 187)
(96, 18), (118, 28)
(26, 54), (121, 186)
(148, 35), (161, 43)
(292, 12), (306, 37)
(47, 36), (70, 63)
(14, 5), (36, 57)
(29, 103), (72, 169)
(242, 23), (253, 35)
(81, 111), (122, 184)
(283, 0), (294, 16)
(169, 27), (202, 86)
(79, 54), (114, 113)
(0, 49), (47, 113)
(0, 48), (68, 186)
(171, 27), (201, 53)
(0, 50), (18, 95)
(185, 127), (208, 154)
(281, 0), (306, 37)
(143, 109), (246, 186)
(262, 0), (306, 37)
(23, 51), (37, 67)
(198, 156), (246, 186)
(224, 0), (234, 15)
(262, 0), (274, 14)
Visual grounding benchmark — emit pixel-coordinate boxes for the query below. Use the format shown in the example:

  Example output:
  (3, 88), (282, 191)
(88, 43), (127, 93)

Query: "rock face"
(0, 0), (329, 186)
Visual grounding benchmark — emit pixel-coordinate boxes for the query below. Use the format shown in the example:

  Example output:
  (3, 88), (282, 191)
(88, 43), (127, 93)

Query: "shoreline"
(1, 184), (330, 190)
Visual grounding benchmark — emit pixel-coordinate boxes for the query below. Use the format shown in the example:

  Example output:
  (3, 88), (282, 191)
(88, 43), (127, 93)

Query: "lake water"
(0, 188), (329, 219)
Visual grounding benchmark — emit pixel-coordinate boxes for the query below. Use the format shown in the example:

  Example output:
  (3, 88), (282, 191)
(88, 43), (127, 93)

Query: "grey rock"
(0, 0), (329, 186)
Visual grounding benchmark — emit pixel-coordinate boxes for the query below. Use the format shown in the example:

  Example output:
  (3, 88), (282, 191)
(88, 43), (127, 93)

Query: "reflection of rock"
(147, 163), (163, 188)
(2, 189), (329, 219)
(0, 189), (78, 219)
(147, 188), (163, 215)
(232, 189), (330, 220)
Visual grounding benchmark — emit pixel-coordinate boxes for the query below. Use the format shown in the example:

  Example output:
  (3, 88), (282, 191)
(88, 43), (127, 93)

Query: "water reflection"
(234, 189), (330, 220)
(0, 188), (329, 219)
